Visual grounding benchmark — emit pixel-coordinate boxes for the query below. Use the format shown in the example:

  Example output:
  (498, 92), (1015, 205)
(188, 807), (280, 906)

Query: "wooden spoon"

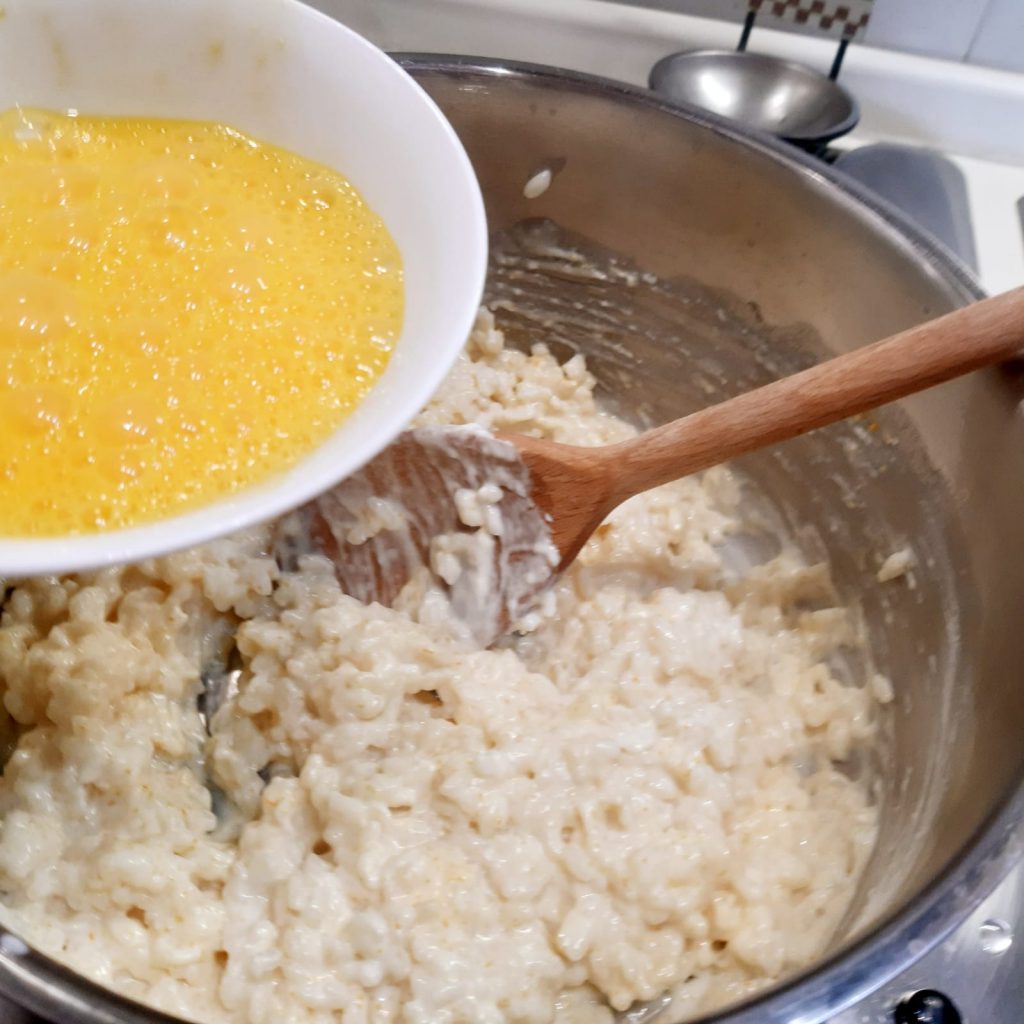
(280, 287), (1024, 644)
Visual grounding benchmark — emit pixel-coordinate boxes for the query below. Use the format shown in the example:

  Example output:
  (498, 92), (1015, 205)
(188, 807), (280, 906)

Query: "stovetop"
(832, 863), (1022, 1023)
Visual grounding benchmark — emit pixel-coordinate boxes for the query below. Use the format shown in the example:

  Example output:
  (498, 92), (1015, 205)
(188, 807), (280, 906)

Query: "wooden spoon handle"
(604, 285), (1024, 502)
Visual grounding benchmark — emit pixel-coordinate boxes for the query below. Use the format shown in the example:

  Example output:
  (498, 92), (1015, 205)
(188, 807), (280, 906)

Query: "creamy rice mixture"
(0, 311), (884, 1024)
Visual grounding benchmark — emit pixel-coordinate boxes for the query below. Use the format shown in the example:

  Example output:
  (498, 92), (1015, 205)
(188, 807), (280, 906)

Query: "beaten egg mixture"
(0, 109), (403, 536)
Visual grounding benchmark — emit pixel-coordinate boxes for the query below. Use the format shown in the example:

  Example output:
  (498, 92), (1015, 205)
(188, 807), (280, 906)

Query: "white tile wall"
(968, 0), (1024, 73)
(599, 0), (1024, 72)
(865, 0), (990, 60)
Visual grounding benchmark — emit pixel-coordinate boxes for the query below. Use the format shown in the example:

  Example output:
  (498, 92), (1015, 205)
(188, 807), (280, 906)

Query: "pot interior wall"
(410, 60), (1024, 962)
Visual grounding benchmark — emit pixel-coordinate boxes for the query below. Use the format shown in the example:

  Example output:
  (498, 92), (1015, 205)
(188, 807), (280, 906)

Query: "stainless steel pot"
(0, 56), (1021, 1024)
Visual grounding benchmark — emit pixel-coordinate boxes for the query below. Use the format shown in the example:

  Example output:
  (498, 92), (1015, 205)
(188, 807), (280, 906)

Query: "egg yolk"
(0, 108), (403, 536)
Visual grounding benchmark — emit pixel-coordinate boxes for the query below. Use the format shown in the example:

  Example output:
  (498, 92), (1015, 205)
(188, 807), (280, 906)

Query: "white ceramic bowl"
(0, 0), (487, 576)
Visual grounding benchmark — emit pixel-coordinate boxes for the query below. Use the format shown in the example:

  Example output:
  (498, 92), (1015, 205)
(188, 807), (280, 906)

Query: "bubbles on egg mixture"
(0, 110), (404, 536)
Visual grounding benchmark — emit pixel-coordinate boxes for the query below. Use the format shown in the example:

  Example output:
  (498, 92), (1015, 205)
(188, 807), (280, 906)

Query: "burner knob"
(893, 990), (963, 1024)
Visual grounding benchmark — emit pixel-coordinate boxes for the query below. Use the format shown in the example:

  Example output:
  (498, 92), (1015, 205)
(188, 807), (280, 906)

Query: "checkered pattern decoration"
(749, 0), (874, 40)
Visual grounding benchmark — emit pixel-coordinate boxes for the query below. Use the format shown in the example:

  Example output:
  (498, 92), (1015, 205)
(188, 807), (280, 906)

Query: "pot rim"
(0, 54), (1018, 1024)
